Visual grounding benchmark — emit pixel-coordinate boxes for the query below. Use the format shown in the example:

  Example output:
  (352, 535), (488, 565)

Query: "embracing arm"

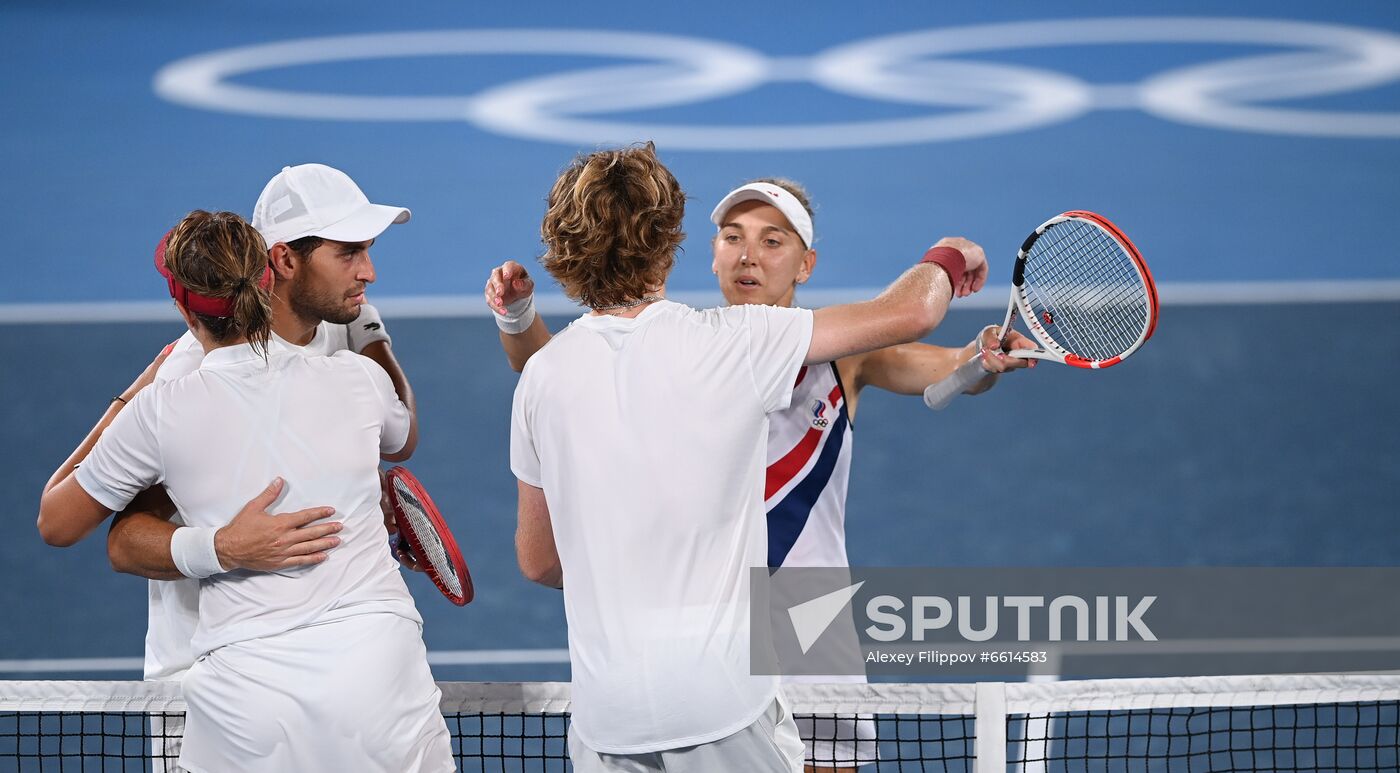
(42, 399), (126, 501)
(106, 478), (343, 580)
(844, 325), (1036, 415)
(347, 302), (418, 461)
(807, 237), (989, 366)
(38, 346), (173, 546)
(516, 480), (562, 589)
(42, 343), (171, 498)
(361, 342), (417, 459)
(107, 487), (181, 579)
(38, 476), (114, 547)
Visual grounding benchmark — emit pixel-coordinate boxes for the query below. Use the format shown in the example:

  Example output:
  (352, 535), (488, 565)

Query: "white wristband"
(170, 526), (227, 579)
(348, 302), (391, 352)
(494, 294), (537, 335)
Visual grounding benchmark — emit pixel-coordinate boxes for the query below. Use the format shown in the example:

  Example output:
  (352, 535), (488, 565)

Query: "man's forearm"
(500, 314), (552, 373)
(108, 509), (183, 580)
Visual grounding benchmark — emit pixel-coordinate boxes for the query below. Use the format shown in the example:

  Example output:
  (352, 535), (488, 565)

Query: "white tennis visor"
(709, 182), (814, 248)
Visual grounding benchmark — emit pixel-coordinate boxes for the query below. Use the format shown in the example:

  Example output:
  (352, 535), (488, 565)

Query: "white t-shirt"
(79, 341), (418, 657)
(510, 300), (814, 754)
(141, 324), (348, 680)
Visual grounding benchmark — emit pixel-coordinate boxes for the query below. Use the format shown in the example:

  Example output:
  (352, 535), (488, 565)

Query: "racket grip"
(923, 356), (988, 411)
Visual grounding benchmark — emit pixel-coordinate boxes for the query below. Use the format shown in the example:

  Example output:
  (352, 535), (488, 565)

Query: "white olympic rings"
(153, 18), (1400, 150)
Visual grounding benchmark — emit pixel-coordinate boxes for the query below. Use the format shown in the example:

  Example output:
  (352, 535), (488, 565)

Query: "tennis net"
(1, 674), (1396, 771)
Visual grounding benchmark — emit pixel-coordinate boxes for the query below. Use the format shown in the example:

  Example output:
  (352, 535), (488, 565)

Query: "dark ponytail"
(164, 210), (273, 355)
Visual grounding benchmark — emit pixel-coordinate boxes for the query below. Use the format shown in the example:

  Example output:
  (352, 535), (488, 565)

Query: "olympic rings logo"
(153, 18), (1400, 150)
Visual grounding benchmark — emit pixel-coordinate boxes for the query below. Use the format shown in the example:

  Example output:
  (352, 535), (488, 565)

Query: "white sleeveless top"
(765, 361), (854, 568)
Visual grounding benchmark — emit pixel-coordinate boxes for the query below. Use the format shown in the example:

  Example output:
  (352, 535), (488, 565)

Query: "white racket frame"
(924, 211), (1156, 410)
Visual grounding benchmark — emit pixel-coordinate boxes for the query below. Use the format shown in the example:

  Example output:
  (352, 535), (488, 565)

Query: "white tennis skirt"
(179, 612), (452, 773)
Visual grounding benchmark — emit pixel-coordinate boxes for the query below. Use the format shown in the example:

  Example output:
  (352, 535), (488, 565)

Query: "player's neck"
(193, 328), (249, 355)
(589, 287), (666, 318)
(269, 295), (318, 346)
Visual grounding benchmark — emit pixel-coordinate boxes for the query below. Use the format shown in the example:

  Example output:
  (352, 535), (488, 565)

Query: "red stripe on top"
(794, 366), (808, 388)
(766, 427), (822, 500)
(764, 377), (846, 500)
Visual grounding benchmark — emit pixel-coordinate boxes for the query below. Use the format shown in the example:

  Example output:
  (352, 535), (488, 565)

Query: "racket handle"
(923, 356), (988, 411)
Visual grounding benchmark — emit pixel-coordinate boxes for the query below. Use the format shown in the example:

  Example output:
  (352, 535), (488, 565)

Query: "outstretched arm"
(485, 260), (552, 373)
(849, 325), (1037, 402)
(807, 238), (988, 366)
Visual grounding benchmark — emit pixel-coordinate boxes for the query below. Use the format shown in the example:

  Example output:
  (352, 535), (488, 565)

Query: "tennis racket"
(924, 211), (1158, 410)
(385, 466), (474, 606)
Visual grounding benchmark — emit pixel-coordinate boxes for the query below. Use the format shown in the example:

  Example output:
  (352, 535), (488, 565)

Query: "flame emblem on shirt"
(811, 399), (829, 429)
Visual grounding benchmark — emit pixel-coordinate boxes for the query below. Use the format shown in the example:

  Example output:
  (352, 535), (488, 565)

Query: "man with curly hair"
(509, 143), (984, 772)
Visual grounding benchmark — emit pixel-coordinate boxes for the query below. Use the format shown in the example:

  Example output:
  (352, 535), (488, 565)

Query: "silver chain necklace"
(592, 295), (664, 312)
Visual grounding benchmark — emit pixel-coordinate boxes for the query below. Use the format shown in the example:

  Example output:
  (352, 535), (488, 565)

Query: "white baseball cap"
(252, 163), (410, 247)
(709, 182), (814, 248)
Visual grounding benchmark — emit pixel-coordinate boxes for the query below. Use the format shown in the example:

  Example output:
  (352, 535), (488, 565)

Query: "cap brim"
(312, 202), (411, 243)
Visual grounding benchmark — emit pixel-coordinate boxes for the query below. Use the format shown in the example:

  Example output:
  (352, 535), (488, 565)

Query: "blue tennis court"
(2, 1), (1397, 681)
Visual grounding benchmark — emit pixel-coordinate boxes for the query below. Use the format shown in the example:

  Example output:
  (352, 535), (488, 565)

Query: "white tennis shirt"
(510, 300), (814, 754)
(139, 324), (349, 680)
(78, 341), (419, 657)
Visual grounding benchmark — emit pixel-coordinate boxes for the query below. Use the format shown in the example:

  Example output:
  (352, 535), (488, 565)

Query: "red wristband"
(920, 246), (965, 290)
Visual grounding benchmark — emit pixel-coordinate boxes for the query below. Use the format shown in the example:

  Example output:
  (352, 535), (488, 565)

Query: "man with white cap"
(101, 164), (421, 769)
(487, 177), (1033, 771)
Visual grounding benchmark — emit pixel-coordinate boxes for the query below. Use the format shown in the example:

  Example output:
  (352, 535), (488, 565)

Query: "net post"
(974, 681), (1007, 772)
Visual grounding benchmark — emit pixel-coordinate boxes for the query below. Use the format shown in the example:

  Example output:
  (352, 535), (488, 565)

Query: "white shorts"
(568, 696), (804, 773)
(179, 612), (451, 773)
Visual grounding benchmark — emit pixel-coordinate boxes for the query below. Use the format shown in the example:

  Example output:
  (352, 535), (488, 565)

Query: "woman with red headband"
(37, 210), (451, 772)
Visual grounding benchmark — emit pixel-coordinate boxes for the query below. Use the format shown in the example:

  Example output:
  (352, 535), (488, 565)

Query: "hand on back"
(214, 478), (342, 572)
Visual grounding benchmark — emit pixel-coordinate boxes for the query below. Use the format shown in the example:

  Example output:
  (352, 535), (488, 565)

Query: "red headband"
(154, 229), (271, 318)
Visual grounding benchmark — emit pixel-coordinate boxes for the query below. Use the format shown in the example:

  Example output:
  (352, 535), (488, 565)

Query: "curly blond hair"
(540, 143), (685, 308)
